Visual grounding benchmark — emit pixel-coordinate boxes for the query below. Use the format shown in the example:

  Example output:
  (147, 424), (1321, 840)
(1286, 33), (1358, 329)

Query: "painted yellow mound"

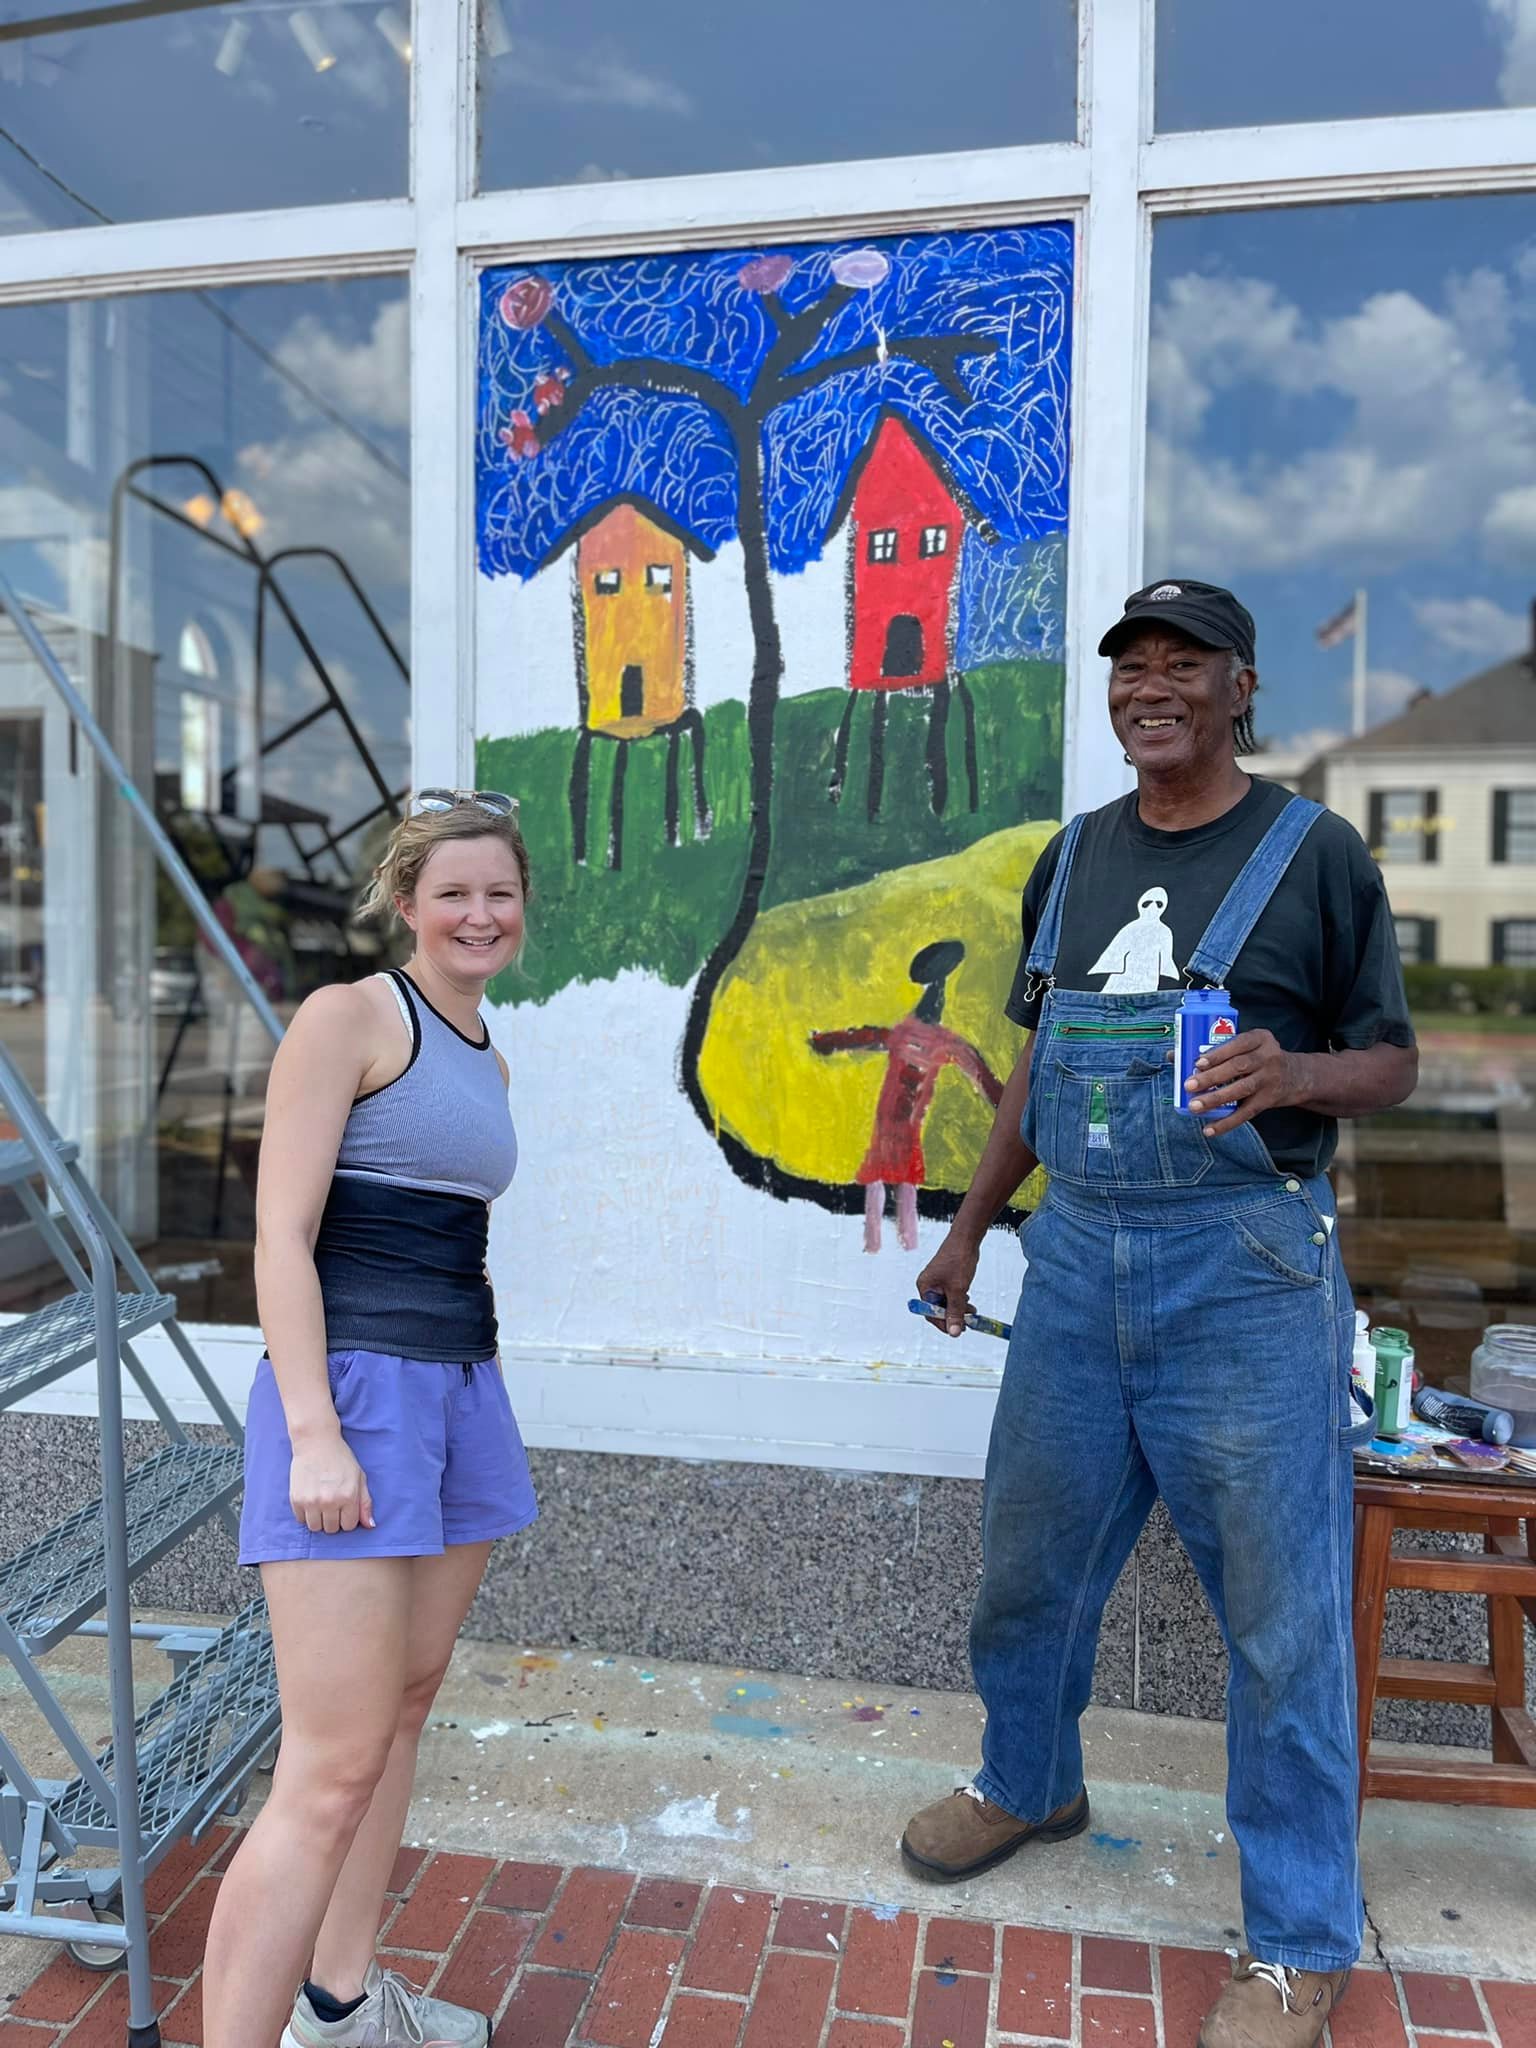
(697, 821), (1058, 1192)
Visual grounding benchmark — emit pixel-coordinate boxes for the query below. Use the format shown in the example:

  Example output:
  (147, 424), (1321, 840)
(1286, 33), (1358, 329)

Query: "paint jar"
(1470, 1325), (1536, 1449)
(1371, 1326), (1413, 1441)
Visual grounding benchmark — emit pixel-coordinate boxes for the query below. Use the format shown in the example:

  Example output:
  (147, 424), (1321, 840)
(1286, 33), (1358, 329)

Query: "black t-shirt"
(1005, 777), (1415, 1176)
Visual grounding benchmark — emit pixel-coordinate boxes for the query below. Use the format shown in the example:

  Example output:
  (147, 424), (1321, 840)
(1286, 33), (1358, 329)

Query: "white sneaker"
(281, 1961), (490, 2048)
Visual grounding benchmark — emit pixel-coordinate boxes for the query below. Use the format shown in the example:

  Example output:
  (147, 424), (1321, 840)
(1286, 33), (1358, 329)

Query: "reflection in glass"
(0, 277), (409, 1325)
(0, 1), (408, 235)
(1156, 0), (1536, 132)
(1145, 196), (1536, 1387)
(476, 0), (1077, 192)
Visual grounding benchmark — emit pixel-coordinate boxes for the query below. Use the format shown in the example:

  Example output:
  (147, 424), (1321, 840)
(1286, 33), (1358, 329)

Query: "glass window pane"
(1498, 787), (1536, 861)
(1145, 193), (1536, 1388)
(0, 276), (408, 1325)
(0, 2), (407, 235)
(1156, 0), (1536, 131)
(476, 0), (1078, 192)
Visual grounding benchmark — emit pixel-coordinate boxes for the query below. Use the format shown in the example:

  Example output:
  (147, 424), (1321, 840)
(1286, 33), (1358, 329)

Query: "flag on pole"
(1316, 597), (1360, 649)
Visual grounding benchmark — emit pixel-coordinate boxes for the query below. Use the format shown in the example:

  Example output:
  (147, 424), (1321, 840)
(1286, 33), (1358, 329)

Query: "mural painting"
(474, 225), (1069, 1340)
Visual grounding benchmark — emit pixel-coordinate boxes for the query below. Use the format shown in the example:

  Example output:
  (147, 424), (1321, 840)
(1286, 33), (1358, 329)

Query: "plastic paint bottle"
(1413, 1385), (1515, 1447)
(1351, 1311), (1375, 1402)
(1372, 1327), (1413, 1440)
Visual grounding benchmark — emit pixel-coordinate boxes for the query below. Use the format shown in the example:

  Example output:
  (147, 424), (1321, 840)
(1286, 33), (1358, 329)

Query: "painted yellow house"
(576, 502), (693, 736)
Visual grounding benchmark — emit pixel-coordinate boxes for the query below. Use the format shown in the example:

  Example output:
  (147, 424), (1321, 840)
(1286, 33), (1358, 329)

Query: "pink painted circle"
(500, 276), (554, 329)
(738, 253), (795, 294)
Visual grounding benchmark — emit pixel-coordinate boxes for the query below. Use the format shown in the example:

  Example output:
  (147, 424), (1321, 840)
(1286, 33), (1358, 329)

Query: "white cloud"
(1148, 252), (1536, 574)
(1413, 594), (1527, 658)
(273, 297), (409, 434)
(232, 422), (408, 616)
(1262, 723), (1345, 763)
(1485, 481), (1536, 555)
(1366, 668), (1428, 721)
(501, 42), (694, 116)
(1486, 0), (1536, 104)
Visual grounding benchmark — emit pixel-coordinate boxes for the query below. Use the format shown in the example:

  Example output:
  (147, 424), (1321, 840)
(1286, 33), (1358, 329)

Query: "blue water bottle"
(1174, 986), (1239, 1116)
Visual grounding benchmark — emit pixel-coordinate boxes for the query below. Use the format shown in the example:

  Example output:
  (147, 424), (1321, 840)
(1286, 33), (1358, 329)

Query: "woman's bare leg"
(201, 1560), (411, 2048)
(309, 1542), (494, 1998)
(863, 1182), (884, 1253)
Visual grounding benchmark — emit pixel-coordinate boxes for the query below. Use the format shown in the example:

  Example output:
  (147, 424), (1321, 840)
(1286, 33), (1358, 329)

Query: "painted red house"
(844, 414), (966, 691)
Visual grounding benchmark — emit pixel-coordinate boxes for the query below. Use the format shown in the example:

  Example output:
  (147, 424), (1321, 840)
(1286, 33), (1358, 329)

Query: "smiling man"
(900, 580), (1417, 2048)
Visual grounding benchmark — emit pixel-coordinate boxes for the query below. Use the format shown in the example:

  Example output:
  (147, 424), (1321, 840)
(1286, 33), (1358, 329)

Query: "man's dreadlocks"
(1228, 650), (1258, 756)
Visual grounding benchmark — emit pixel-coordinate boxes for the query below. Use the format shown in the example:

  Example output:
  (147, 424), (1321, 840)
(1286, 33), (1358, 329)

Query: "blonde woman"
(202, 792), (535, 2048)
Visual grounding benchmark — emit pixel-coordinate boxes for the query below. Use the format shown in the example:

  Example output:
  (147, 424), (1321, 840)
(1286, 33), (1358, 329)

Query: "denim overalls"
(970, 794), (1363, 1971)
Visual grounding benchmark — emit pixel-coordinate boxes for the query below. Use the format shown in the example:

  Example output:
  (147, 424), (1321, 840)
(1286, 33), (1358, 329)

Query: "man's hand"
(914, 1233), (981, 1338)
(1186, 1028), (1306, 1137)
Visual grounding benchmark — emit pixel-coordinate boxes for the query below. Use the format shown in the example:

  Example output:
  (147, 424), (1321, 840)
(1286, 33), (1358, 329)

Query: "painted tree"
(478, 227), (1071, 1186)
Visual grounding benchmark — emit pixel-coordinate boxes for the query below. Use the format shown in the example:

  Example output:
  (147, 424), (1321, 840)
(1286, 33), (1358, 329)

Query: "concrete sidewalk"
(2, 1628), (1533, 2030)
(397, 1638), (1535, 1981)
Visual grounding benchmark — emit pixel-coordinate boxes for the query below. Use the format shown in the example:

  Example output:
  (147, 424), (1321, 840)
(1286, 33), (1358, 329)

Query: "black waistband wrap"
(313, 1175), (497, 1363)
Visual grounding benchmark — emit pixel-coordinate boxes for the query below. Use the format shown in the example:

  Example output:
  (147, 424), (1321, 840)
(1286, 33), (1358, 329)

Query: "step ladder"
(0, 1040), (279, 2048)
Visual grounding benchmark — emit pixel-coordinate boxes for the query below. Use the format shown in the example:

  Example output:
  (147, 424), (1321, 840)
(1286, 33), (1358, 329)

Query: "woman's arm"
(254, 984), (377, 1533)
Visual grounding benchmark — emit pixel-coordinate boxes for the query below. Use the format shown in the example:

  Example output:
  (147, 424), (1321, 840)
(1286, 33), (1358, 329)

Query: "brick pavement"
(3, 1831), (1532, 2048)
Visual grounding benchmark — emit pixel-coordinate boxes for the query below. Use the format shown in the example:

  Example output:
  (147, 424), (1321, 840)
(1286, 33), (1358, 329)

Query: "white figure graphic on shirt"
(1089, 887), (1180, 992)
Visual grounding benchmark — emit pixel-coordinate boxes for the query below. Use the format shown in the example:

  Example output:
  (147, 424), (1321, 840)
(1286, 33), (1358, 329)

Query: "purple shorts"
(238, 1349), (538, 1564)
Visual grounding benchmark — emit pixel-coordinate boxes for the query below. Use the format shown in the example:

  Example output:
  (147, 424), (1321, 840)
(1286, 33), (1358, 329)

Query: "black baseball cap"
(1098, 579), (1256, 666)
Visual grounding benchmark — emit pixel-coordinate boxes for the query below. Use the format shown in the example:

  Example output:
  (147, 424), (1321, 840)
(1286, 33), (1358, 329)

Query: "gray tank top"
(333, 969), (517, 1202)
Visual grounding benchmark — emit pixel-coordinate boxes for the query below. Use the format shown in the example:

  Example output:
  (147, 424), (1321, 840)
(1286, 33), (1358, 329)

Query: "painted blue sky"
(1147, 193), (1536, 756)
(477, 229), (1072, 658)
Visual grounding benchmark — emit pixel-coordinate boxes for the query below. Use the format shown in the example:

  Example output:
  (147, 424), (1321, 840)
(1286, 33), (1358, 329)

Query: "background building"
(1300, 644), (1536, 969)
(1, 0), (1533, 1740)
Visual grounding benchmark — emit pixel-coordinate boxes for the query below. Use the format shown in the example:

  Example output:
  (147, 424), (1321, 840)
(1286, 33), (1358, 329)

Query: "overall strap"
(1186, 794), (1326, 986)
(1025, 813), (1088, 980)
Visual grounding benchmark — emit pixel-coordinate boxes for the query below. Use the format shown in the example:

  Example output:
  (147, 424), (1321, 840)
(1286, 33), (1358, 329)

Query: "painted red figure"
(810, 940), (1003, 1252)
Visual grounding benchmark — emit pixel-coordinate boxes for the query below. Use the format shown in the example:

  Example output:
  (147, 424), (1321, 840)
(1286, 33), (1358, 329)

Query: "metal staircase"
(0, 1047), (279, 2048)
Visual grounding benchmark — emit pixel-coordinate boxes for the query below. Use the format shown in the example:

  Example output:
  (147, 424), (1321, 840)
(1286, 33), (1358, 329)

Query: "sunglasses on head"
(410, 788), (520, 820)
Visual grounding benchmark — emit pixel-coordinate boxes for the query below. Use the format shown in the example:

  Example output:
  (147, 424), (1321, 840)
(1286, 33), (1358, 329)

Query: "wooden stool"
(1353, 1472), (1536, 1809)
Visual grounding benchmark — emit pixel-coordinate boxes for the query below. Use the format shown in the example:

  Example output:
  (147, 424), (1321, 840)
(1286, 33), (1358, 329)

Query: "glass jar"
(1470, 1326), (1536, 1449)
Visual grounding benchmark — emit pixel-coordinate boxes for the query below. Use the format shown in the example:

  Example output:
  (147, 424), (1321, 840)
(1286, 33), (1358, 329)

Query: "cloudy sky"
(1157, 0), (1536, 128)
(1146, 192), (1536, 757)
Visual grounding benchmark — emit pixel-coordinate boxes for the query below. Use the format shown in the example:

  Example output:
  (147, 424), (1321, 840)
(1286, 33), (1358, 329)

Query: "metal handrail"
(0, 1040), (149, 1960)
(0, 562), (283, 1044)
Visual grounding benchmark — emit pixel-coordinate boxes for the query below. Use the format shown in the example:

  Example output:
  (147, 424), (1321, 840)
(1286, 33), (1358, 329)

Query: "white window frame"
(6, 0), (1535, 1473)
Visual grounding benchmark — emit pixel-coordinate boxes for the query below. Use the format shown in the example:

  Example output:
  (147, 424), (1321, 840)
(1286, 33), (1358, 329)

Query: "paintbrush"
(908, 1296), (1013, 1341)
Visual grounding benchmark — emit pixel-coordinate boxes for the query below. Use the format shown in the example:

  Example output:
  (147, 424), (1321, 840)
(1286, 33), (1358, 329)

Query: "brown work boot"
(1199, 1955), (1351, 2048)
(900, 1782), (1089, 1882)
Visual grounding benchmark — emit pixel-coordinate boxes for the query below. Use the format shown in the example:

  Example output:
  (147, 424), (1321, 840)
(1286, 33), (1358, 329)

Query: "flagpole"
(1351, 585), (1368, 736)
